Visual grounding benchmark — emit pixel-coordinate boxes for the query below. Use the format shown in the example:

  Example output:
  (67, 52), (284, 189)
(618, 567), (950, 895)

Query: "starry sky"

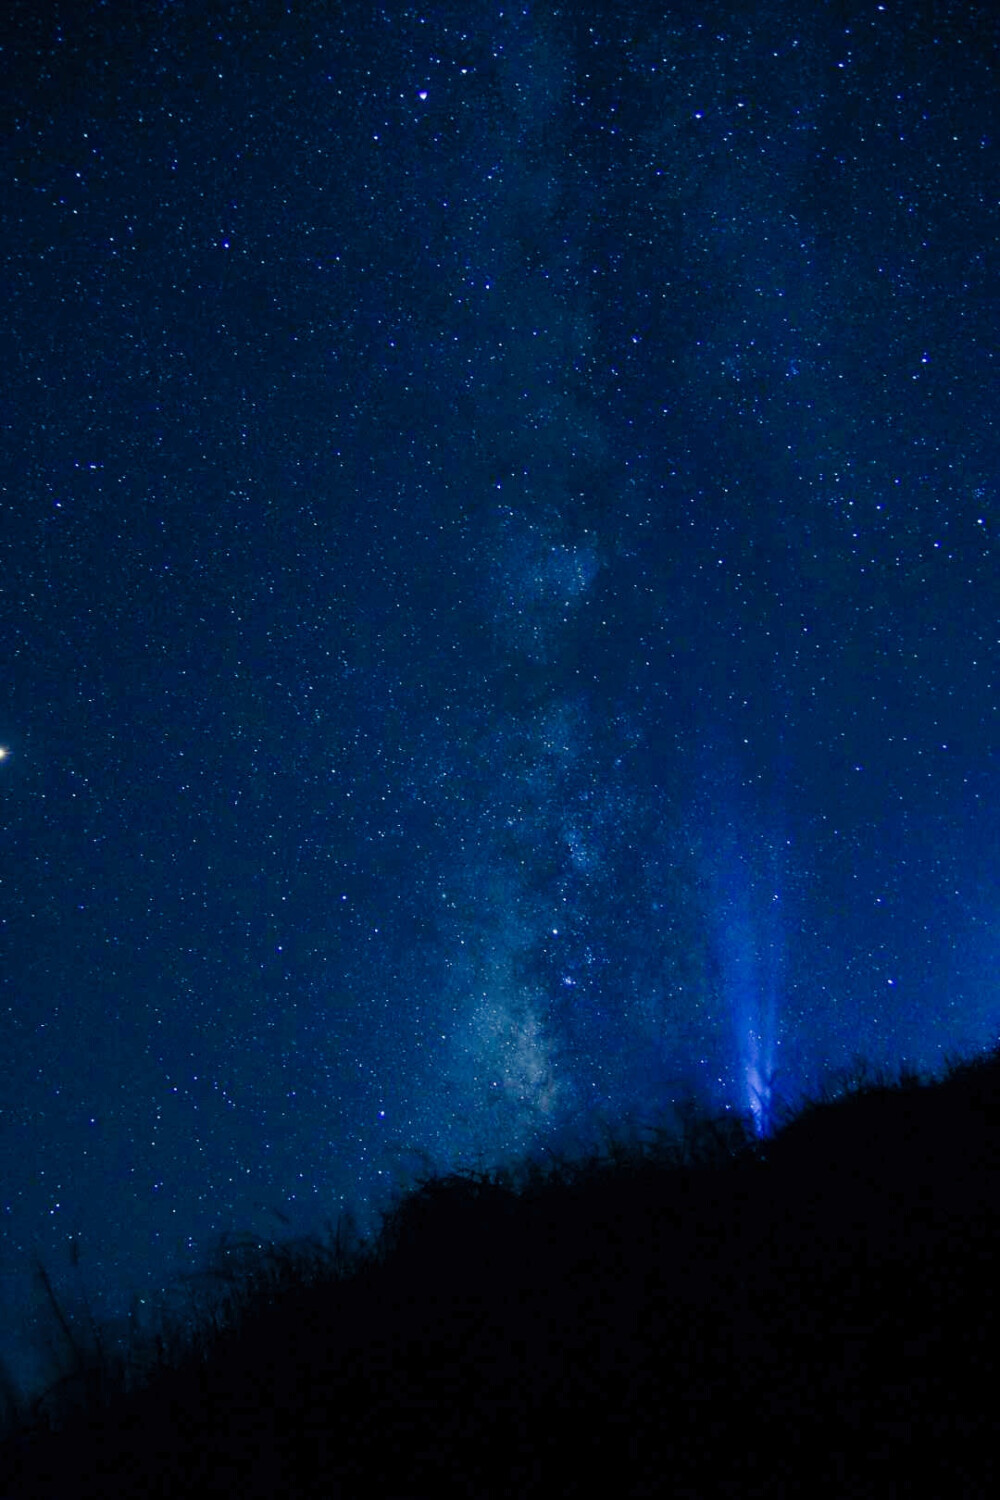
(2, 0), (997, 1399)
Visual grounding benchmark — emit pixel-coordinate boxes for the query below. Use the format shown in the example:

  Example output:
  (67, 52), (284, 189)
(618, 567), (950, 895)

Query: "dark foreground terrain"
(2, 1050), (999, 1497)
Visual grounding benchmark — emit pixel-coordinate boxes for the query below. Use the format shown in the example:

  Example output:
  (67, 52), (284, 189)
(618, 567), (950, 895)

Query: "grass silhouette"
(1, 1045), (999, 1497)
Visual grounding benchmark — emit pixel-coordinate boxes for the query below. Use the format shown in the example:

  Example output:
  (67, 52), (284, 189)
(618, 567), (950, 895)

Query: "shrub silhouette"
(1, 1046), (999, 1497)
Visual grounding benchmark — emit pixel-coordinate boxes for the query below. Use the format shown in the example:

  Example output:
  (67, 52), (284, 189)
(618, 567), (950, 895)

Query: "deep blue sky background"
(2, 0), (997, 1402)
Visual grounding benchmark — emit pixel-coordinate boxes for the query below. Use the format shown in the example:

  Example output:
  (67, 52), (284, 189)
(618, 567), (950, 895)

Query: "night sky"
(2, 0), (997, 1401)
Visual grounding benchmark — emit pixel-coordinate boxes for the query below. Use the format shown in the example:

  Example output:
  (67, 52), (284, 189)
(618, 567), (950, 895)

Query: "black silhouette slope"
(2, 1047), (998, 1497)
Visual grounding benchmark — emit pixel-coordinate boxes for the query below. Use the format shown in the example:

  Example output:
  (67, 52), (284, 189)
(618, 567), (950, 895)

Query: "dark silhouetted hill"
(2, 1046), (999, 1497)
